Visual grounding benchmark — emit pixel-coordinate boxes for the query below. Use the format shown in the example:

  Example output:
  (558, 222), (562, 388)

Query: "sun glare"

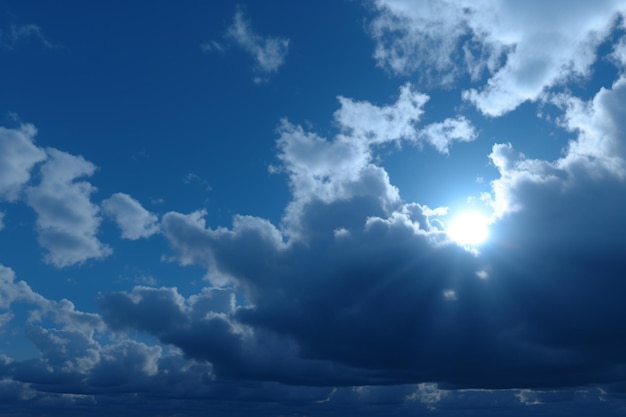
(447, 211), (490, 246)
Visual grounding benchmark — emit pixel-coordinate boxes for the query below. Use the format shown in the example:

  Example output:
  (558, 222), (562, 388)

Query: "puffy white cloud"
(0, 124), (46, 202)
(25, 149), (111, 267)
(275, 84), (473, 238)
(490, 74), (626, 217)
(555, 77), (626, 180)
(417, 116), (477, 155)
(333, 84), (429, 145)
(102, 192), (159, 240)
(370, 0), (626, 115)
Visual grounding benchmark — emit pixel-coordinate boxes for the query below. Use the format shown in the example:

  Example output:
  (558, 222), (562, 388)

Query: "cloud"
(204, 8), (290, 82)
(1, 4), (625, 414)
(0, 264), (104, 340)
(25, 149), (111, 267)
(369, 0), (625, 115)
(490, 73), (626, 216)
(102, 193), (159, 240)
(275, 84), (473, 237)
(0, 124), (46, 202)
(417, 116), (477, 155)
(0, 23), (58, 50)
(86, 65), (621, 395)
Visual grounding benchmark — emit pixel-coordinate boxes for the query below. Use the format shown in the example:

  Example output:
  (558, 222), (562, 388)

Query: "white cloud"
(370, 0), (626, 115)
(417, 116), (477, 154)
(370, 0), (489, 84)
(554, 77), (626, 180)
(406, 383), (447, 410)
(276, 84), (473, 237)
(0, 264), (42, 310)
(223, 9), (290, 79)
(611, 30), (626, 69)
(102, 193), (159, 240)
(490, 73), (626, 217)
(25, 149), (111, 267)
(333, 84), (429, 145)
(0, 124), (46, 202)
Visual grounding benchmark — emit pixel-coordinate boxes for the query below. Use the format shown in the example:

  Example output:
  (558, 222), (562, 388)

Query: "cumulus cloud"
(137, 147), (626, 392)
(95, 62), (620, 395)
(25, 149), (111, 267)
(417, 116), (477, 155)
(204, 8), (290, 82)
(275, 84), (474, 237)
(102, 193), (159, 240)
(370, 0), (625, 115)
(2, 3), (626, 415)
(0, 124), (46, 202)
(0, 264), (103, 338)
(490, 73), (626, 217)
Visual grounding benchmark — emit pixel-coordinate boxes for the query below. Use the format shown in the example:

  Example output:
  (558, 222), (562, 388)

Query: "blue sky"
(1, 1), (626, 415)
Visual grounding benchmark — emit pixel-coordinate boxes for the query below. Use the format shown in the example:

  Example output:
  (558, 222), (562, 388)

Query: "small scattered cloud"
(203, 8), (290, 82)
(200, 40), (224, 53)
(183, 173), (212, 192)
(102, 192), (160, 240)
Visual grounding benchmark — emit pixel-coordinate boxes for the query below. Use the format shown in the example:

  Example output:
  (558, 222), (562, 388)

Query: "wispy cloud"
(0, 23), (59, 50)
(203, 8), (290, 83)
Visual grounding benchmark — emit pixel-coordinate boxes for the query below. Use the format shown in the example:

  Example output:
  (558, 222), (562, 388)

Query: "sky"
(1, 0), (626, 416)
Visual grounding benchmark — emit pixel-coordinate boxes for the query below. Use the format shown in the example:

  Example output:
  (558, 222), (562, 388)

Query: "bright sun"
(447, 211), (490, 246)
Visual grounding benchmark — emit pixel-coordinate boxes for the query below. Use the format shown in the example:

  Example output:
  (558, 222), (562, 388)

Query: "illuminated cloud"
(370, 0), (626, 115)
